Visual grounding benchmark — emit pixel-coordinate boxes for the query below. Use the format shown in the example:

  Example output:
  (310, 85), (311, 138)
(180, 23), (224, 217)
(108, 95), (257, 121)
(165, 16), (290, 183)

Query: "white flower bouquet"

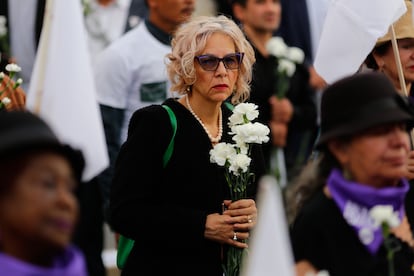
(0, 63), (23, 110)
(266, 36), (304, 98)
(210, 102), (270, 276)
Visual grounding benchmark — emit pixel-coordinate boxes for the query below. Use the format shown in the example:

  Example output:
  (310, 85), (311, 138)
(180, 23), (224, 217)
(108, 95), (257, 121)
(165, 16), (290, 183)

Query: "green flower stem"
(276, 75), (290, 99)
(382, 223), (395, 276)
(223, 247), (244, 276)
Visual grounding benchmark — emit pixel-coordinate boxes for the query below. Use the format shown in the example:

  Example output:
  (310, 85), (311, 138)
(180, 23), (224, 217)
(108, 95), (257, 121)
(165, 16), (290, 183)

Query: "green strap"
(162, 105), (177, 168)
(224, 101), (234, 111)
(116, 105), (177, 270)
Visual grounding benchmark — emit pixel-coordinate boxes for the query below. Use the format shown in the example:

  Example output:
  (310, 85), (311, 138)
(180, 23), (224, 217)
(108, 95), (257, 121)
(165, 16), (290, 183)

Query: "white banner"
(27, 0), (109, 181)
(314, 0), (406, 84)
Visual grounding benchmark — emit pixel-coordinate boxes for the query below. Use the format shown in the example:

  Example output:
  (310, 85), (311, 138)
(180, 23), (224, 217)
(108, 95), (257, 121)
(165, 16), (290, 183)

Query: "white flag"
(27, 0), (109, 181)
(314, 0), (406, 84)
(240, 176), (295, 276)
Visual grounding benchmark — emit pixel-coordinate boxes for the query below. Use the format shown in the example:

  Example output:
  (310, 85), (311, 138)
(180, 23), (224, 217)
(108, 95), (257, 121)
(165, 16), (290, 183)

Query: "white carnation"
(286, 47), (305, 64)
(266, 36), (288, 58)
(209, 143), (236, 166)
(229, 103), (259, 126)
(369, 205), (400, 228)
(278, 59), (296, 77)
(5, 63), (22, 73)
(231, 122), (270, 144)
(1, 97), (11, 105)
(228, 153), (251, 176)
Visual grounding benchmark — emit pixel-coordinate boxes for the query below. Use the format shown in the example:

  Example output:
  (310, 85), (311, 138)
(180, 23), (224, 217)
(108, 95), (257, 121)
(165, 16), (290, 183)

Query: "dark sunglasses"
(195, 52), (244, 71)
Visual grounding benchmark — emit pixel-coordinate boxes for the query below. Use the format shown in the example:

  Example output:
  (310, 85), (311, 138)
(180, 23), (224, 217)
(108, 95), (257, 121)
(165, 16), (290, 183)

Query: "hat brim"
(316, 108), (414, 148)
(0, 126), (84, 181)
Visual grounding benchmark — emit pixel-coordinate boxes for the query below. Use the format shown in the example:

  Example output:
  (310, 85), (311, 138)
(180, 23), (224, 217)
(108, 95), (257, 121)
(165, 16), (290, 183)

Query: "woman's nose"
(215, 61), (228, 76)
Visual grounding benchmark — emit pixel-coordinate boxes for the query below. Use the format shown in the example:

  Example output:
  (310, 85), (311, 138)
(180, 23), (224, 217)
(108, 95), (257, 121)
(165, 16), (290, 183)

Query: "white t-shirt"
(85, 0), (138, 64)
(94, 22), (171, 142)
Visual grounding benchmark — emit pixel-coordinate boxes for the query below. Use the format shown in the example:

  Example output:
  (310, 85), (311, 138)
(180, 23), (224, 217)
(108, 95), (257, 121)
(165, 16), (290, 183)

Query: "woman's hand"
(204, 213), (249, 248)
(270, 121), (288, 147)
(269, 96), (293, 123)
(204, 199), (257, 248)
(295, 260), (318, 276)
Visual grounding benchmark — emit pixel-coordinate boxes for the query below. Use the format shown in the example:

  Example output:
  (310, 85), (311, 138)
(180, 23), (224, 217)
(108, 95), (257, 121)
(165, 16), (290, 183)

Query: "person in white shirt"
(84, 0), (147, 64)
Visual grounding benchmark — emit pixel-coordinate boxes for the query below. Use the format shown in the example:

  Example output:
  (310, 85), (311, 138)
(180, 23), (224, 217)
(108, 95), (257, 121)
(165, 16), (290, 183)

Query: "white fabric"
(9, 0), (37, 92)
(314, 0), (406, 84)
(240, 176), (295, 276)
(84, 0), (133, 64)
(306, 0), (330, 61)
(94, 22), (171, 142)
(27, 0), (109, 181)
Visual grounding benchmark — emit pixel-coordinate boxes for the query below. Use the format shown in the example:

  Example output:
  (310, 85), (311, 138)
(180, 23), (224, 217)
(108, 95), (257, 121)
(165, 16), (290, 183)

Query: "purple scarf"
(0, 245), (87, 276)
(327, 169), (409, 255)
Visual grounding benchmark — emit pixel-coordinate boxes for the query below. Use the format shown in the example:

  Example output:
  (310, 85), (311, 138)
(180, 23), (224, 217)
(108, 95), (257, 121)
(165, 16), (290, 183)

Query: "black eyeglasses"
(195, 52), (244, 71)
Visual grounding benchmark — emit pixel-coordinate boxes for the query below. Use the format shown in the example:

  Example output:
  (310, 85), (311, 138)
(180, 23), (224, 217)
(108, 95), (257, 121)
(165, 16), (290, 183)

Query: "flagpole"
(390, 25), (407, 96)
(389, 24), (414, 147)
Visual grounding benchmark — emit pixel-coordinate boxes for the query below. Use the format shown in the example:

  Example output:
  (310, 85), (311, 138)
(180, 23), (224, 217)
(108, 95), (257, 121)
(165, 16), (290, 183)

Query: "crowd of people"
(2, 0), (414, 275)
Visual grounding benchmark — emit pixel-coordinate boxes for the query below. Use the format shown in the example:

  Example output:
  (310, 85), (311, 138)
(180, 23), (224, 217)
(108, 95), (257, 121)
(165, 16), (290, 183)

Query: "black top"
(291, 190), (414, 276)
(248, 43), (317, 173)
(109, 98), (266, 276)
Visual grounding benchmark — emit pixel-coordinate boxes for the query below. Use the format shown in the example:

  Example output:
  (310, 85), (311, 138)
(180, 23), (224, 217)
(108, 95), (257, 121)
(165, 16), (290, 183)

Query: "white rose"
(266, 36), (288, 58)
(369, 205), (400, 228)
(209, 143), (236, 167)
(278, 59), (296, 77)
(228, 153), (251, 176)
(286, 47), (305, 64)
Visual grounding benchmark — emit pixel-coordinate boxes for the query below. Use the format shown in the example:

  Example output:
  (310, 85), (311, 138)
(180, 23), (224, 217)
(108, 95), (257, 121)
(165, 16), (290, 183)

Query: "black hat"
(317, 72), (414, 147)
(0, 111), (84, 181)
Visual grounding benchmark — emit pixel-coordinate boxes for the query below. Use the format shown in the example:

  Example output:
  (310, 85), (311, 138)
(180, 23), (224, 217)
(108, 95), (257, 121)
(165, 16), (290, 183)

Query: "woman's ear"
(327, 139), (349, 166)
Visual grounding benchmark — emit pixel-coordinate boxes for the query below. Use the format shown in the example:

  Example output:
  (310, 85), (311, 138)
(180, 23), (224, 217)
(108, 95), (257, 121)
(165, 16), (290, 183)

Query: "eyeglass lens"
(196, 53), (244, 71)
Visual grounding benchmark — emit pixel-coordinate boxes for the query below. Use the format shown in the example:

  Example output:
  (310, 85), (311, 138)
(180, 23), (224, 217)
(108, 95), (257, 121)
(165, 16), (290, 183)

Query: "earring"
(186, 86), (191, 93)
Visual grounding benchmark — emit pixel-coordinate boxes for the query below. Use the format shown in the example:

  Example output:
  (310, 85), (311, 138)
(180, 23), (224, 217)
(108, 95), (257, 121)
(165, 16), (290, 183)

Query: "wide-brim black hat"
(316, 72), (414, 147)
(0, 111), (84, 181)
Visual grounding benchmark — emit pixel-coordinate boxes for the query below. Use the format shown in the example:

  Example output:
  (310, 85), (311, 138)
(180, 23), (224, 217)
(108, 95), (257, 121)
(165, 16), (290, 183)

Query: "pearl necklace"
(186, 95), (223, 143)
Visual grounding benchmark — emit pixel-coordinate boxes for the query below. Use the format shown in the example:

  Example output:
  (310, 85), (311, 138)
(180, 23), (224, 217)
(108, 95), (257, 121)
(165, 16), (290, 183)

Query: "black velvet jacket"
(109, 98), (266, 275)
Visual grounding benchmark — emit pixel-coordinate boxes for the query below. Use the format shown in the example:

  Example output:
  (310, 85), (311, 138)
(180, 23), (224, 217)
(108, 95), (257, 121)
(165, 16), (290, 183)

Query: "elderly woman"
(365, 1), (414, 95)
(0, 111), (86, 275)
(109, 15), (265, 275)
(288, 73), (414, 276)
